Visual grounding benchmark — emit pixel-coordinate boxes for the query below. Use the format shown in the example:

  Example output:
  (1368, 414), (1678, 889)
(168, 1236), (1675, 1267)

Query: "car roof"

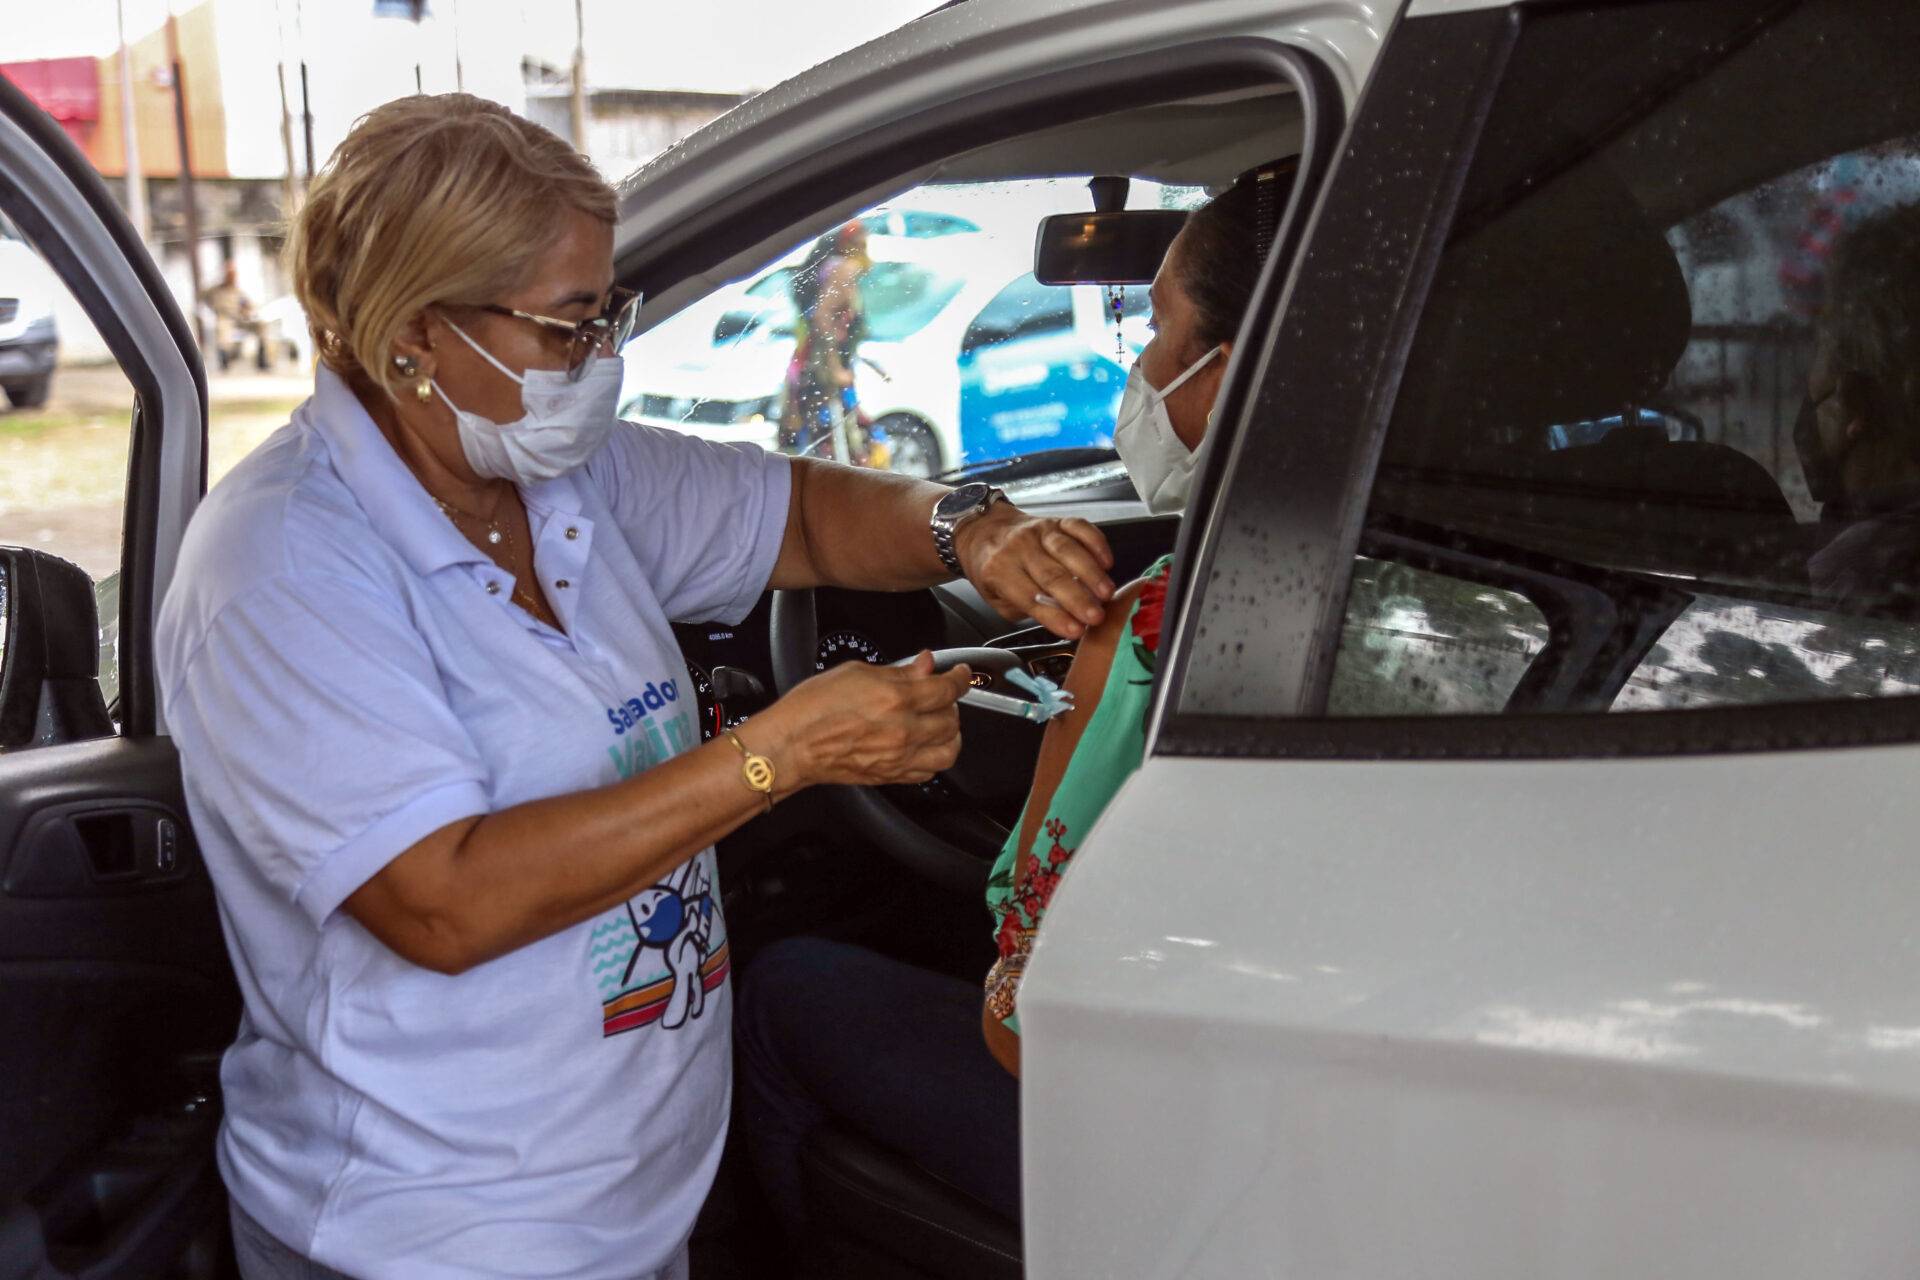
(616, 0), (1389, 328)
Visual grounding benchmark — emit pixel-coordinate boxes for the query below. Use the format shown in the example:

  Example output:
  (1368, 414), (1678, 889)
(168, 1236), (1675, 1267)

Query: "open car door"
(0, 75), (235, 1279)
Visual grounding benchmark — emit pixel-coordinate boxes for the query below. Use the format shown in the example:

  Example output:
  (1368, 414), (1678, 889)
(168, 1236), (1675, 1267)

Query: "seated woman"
(735, 159), (1290, 1233)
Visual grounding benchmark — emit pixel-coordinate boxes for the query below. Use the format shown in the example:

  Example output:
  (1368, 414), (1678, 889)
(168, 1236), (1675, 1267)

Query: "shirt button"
(556, 579), (572, 589)
(485, 581), (501, 595)
(565, 526), (579, 540)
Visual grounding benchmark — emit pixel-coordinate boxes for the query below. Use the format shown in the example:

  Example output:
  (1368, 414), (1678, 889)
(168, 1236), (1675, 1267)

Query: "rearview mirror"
(1033, 210), (1187, 285)
(0, 546), (113, 748)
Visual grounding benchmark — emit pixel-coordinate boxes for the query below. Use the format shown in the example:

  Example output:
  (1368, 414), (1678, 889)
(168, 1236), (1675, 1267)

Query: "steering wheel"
(769, 587), (1060, 896)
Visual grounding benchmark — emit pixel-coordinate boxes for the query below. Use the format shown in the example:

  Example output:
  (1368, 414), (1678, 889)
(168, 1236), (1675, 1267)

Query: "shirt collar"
(306, 364), (586, 575)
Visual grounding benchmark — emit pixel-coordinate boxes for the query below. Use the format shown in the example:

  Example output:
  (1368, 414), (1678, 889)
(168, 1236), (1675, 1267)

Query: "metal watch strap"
(931, 486), (1001, 577)
(933, 519), (967, 577)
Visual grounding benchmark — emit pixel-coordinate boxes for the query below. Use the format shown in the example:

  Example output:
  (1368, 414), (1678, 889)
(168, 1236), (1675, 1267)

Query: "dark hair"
(1174, 157), (1297, 352)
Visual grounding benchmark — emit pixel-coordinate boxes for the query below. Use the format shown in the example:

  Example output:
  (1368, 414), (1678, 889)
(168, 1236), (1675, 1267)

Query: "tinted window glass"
(1328, 561), (1547, 716)
(1328, 0), (1920, 718)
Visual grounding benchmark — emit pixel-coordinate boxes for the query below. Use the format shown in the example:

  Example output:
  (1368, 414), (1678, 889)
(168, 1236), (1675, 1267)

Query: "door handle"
(3, 802), (195, 898)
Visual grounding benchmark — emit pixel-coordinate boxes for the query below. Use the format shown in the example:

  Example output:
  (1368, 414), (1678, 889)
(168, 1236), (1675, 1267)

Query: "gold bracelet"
(724, 728), (775, 814)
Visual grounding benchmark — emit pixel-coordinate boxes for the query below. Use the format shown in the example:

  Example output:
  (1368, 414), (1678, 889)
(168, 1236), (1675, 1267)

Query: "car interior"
(621, 81), (1314, 1278)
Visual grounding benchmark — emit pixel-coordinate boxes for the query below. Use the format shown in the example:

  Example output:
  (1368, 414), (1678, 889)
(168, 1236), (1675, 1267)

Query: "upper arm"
(1007, 576), (1148, 871)
(339, 812), (486, 973)
(771, 456), (818, 590)
(584, 422), (793, 622)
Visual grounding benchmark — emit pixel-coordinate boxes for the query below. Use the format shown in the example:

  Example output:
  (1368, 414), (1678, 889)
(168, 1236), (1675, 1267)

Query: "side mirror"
(0, 546), (114, 749)
(1033, 210), (1187, 285)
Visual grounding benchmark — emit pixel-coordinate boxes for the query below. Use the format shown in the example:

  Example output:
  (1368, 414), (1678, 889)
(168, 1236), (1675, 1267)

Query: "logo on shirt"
(606, 681), (681, 734)
(587, 856), (729, 1036)
(588, 684), (727, 1036)
(605, 683), (697, 782)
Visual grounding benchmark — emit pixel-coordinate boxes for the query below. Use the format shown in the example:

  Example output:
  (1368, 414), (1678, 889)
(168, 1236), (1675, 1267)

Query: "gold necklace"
(433, 496), (551, 621)
(432, 494), (510, 547)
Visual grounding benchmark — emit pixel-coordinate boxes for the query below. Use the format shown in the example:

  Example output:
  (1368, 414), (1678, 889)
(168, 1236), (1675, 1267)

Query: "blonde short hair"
(289, 93), (617, 399)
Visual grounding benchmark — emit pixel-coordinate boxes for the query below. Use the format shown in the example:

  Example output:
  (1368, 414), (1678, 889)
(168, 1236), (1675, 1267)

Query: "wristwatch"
(930, 482), (1005, 577)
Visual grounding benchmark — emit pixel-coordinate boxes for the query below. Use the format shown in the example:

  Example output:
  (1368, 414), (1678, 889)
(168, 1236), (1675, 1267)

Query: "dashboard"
(673, 586), (958, 741)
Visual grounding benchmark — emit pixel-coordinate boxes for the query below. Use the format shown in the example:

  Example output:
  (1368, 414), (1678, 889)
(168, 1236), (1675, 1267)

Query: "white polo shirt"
(156, 366), (791, 1279)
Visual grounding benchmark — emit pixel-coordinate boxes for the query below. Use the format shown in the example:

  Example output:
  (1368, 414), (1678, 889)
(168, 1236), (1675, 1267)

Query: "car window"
(1322, 0), (1920, 720)
(1327, 560), (1548, 716)
(0, 212), (127, 713)
(619, 177), (1202, 479)
(860, 262), (968, 343)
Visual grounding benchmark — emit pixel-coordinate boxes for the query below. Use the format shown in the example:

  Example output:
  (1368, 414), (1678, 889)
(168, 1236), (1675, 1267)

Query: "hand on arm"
(770, 457), (1118, 639)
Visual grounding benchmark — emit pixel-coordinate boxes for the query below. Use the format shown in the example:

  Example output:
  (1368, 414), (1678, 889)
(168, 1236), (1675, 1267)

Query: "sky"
(5, 0), (937, 96)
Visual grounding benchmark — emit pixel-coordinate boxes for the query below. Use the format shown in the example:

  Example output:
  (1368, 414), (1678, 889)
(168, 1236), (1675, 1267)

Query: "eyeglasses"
(473, 285), (643, 381)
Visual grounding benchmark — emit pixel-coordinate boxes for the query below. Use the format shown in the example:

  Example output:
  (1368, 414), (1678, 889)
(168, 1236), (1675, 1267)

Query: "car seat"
(800, 1127), (1022, 1279)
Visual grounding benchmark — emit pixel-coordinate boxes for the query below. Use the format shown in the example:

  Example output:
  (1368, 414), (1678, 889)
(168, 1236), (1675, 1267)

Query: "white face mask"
(433, 318), (623, 484)
(1113, 344), (1222, 515)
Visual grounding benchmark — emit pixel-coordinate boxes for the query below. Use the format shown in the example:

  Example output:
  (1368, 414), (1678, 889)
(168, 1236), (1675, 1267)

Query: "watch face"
(935, 482), (992, 521)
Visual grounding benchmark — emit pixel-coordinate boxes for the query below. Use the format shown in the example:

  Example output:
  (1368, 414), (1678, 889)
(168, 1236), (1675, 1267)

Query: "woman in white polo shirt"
(155, 94), (1117, 1280)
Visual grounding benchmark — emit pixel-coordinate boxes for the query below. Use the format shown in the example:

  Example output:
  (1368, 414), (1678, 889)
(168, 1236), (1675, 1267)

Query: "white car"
(8, 1), (1920, 1277)
(0, 218), (59, 409)
(620, 228), (1026, 473)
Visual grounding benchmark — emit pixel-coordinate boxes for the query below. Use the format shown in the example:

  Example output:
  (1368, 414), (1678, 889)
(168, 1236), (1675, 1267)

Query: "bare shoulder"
(1057, 574), (1155, 703)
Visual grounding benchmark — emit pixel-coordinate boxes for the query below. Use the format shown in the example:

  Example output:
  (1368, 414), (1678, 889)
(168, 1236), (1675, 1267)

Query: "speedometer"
(685, 661), (720, 741)
(816, 629), (885, 671)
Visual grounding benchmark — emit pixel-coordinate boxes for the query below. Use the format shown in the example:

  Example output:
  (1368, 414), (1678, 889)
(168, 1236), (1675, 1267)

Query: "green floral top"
(983, 554), (1173, 1034)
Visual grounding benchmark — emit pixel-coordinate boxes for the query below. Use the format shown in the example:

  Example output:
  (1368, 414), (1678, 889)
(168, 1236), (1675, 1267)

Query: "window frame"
(1156, 0), (1920, 764)
(1152, 6), (1512, 748)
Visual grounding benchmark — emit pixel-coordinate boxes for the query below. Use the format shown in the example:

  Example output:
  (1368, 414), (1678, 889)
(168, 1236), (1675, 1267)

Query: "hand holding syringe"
(890, 655), (1072, 724)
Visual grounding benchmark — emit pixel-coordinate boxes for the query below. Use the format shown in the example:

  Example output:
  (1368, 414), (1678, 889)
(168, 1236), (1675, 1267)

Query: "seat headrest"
(1389, 162), (1693, 461)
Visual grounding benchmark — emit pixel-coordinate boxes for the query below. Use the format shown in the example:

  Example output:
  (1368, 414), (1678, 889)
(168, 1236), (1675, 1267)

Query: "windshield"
(620, 177), (1206, 482)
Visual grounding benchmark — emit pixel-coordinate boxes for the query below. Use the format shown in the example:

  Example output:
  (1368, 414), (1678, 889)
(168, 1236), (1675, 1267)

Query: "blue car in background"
(956, 274), (1149, 466)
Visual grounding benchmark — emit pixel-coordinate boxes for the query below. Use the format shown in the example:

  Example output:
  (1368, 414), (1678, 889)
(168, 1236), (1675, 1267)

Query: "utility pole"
(165, 12), (204, 348)
(274, 0), (303, 215)
(450, 0), (464, 90)
(296, 0), (316, 179)
(113, 0), (149, 244)
(569, 0), (589, 154)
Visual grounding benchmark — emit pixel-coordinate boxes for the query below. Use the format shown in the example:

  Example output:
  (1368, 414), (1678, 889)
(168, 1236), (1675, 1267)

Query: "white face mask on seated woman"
(1112, 343), (1223, 515)
(435, 317), (626, 484)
